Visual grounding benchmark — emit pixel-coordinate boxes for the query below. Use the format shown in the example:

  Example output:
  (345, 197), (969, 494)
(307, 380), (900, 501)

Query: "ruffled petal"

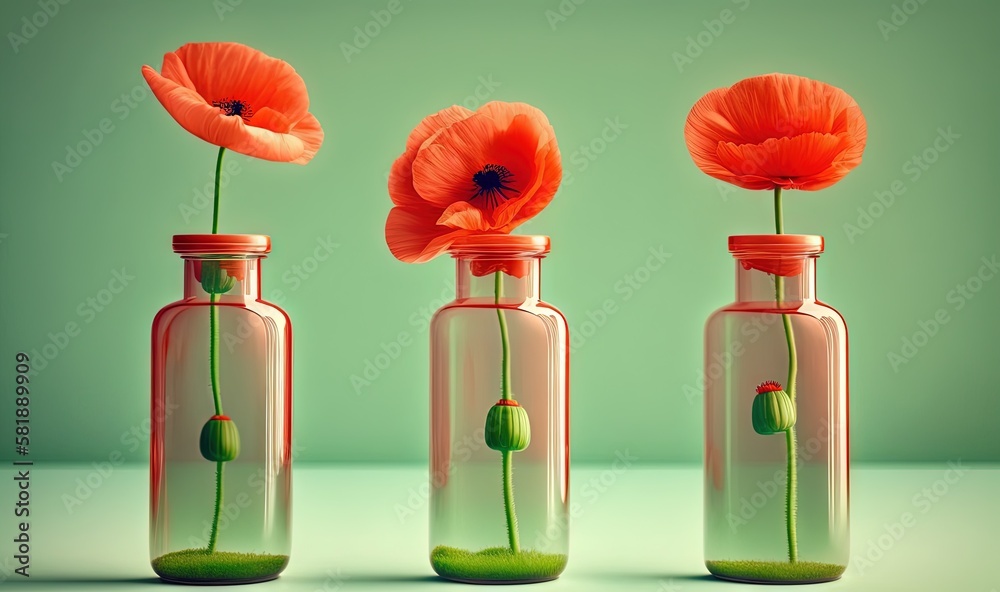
(715, 133), (855, 190)
(143, 44), (324, 164)
(386, 206), (468, 263)
(411, 111), (537, 221)
(436, 201), (491, 230)
(286, 112), (324, 165)
(171, 42), (310, 126)
(684, 73), (867, 192)
(388, 105), (472, 209)
(405, 105), (473, 153)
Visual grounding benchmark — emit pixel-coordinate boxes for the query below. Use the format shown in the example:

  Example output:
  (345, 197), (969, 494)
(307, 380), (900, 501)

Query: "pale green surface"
(1, 464), (997, 591)
(1, 1), (999, 465)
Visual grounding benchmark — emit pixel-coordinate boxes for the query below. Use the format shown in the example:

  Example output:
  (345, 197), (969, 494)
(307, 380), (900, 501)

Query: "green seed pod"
(485, 399), (531, 452)
(752, 381), (796, 435)
(199, 261), (237, 295)
(200, 415), (240, 462)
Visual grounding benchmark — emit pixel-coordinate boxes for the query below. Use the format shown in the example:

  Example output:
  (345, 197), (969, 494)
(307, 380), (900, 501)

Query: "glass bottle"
(429, 235), (570, 584)
(150, 234), (292, 584)
(704, 234), (848, 583)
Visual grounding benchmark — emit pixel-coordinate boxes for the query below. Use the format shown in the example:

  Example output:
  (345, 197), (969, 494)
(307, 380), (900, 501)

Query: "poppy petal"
(285, 112), (324, 165)
(411, 112), (537, 218)
(436, 201), (491, 230)
(386, 207), (468, 263)
(716, 133), (856, 191)
(405, 105), (474, 153)
(684, 73), (866, 192)
(388, 105), (473, 209)
(143, 65), (323, 164)
(251, 107), (292, 134)
(171, 42), (310, 127)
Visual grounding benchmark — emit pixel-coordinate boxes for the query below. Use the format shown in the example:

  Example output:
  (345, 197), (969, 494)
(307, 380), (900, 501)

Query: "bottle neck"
(455, 257), (541, 302)
(735, 257), (817, 303)
(183, 256), (262, 301)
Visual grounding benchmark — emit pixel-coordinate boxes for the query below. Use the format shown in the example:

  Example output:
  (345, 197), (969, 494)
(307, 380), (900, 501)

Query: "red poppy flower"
(385, 101), (562, 265)
(684, 73), (866, 191)
(142, 42), (323, 164)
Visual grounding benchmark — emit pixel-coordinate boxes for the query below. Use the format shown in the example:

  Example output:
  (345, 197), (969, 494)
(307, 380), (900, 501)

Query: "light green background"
(1, 0), (998, 464)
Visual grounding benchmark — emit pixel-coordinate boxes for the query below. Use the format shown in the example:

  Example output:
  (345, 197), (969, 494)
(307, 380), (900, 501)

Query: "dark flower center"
(470, 164), (519, 208)
(212, 98), (254, 122)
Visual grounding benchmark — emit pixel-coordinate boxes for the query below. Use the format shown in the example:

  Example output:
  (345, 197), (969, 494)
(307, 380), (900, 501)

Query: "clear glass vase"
(150, 234), (292, 584)
(428, 235), (570, 584)
(704, 235), (849, 584)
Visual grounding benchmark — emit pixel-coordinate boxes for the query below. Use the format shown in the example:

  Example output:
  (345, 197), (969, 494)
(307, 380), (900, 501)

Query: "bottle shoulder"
(706, 300), (847, 328)
(152, 298), (290, 331)
(430, 298), (566, 326)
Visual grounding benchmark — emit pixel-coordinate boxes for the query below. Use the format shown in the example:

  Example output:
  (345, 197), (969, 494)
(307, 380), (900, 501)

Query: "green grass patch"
(431, 545), (567, 583)
(152, 548), (288, 583)
(706, 559), (845, 583)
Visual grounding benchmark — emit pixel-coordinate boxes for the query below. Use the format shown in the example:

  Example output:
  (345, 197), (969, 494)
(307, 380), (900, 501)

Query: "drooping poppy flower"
(684, 73), (866, 191)
(385, 101), (562, 270)
(142, 42), (323, 164)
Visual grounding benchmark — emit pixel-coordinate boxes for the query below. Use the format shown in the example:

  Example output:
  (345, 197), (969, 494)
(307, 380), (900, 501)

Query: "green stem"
(209, 293), (223, 416)
(774, 187), (799, 563)
(502, 450), (520, 553)
(495, 271), (512, 400)
(494, 271), (520, 553)
(207, 461), (224, 553)
(211, 147), (226, 234)
(774, 185), (784, 234)
(206, 146), (227, 554)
